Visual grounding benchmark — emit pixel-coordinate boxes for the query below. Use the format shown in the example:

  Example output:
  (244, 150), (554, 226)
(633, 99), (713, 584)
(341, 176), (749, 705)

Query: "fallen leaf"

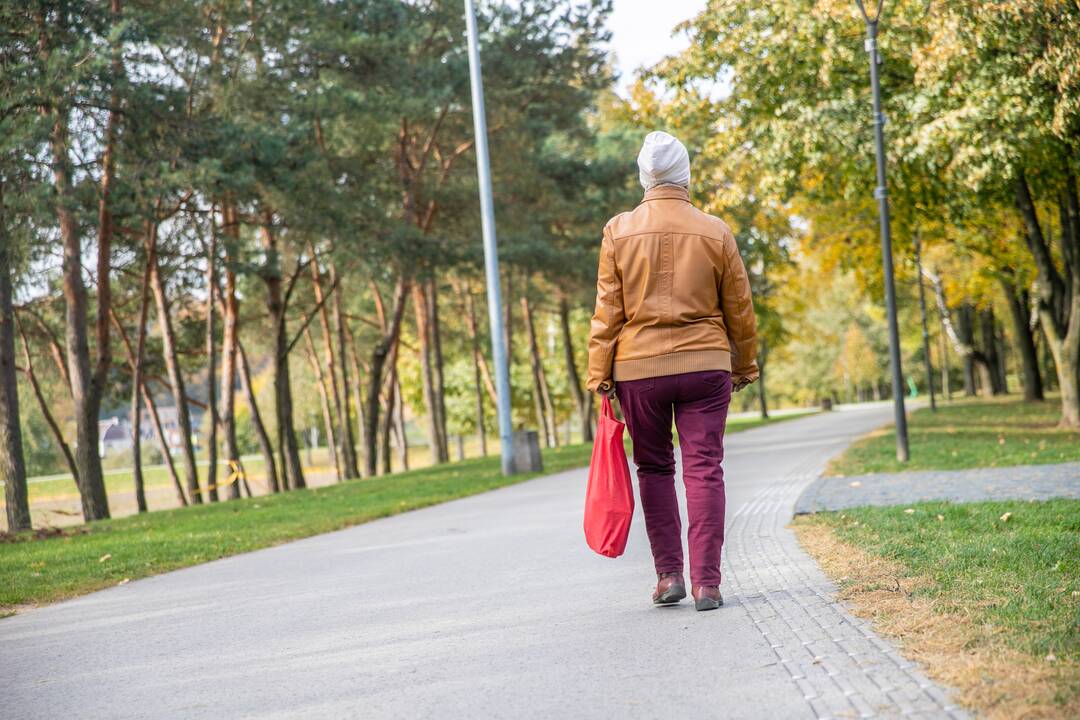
(904, 508), (915, 515)
(849, 481), (862, 488)
(1046, 653), (1057, 663)
(936, 514), (944, 522)
(117, 578), (130, 586)
(998, 436), (1006, 445)
(999, 512), (1012, 522)
(98, 553), (112, 563)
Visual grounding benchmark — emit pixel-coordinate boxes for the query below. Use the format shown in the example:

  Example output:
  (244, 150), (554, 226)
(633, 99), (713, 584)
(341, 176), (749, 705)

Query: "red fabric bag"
(583, 395), (635, 558)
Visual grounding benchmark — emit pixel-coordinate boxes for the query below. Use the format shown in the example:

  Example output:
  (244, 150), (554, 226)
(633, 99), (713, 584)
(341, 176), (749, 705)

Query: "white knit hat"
(637, 131), (690, 190)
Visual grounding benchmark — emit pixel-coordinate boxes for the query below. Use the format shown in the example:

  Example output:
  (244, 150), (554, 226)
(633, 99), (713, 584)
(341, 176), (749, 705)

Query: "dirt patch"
(793, 519), (1080, 720)
(0, 602), (37, 619)
(0, 526), (91, 544)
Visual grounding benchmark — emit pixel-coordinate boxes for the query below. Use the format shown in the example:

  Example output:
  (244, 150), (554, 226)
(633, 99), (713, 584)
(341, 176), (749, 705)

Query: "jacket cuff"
(733, 369), (759, 385)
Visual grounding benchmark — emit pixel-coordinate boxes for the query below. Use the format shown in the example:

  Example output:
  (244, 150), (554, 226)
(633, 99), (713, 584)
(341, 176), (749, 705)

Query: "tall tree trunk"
(129, 245), (152, 512)
(412, 284), (445, 464)
(938, 308), (952, 401)
(426, 278), (449, 460)
(503, 267), (514, 377)
(939, 327), (950, 401)
(457, 278), (498, 396)
(50, 110), (110, 521)
(522, 294), (556, 447)
(110, 309), (187, 507)
(345, 324), (369, 477)
(364, 278), (410, 478)
(1015, 171), (1079, 427)
(996, 329), (1010, 395)
(260, 219), (304, 490)
(378, 390), (393, 474)
(1001, 279), (1044, 401)
(237, 340), (279, 493)
(1040, 298), (1080, 428)
(0, 226), (30, 532)
(393, 372), (408, 471)
(219, 219), (244, 499)
(143, 383), (188, 507)
(378, 357), (397, 476)
(926, 267), (997, 399)
(757, 337), (770, 420)
(331, 265), (359, 479)
(205, 230), (219, 502)
(303, 327), (340, 481)
(956, 305), (978, 396)
(309, 254), (355, 478)
(150, 240), (201, 503)
(468, 286), (488, 454)
(979, 308), (1005, 396)
(913, 232), (936, 410)
(273, 319), (304, 491)
(558, 297), (592, 443)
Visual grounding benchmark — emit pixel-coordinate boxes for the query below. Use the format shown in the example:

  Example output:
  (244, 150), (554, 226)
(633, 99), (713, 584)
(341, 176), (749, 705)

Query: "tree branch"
(285, 274), (341, 356)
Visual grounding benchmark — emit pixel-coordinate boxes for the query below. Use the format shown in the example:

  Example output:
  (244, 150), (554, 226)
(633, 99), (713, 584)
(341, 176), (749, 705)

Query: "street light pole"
(464, 0), (516, 475)
(856, 0), (909, 462)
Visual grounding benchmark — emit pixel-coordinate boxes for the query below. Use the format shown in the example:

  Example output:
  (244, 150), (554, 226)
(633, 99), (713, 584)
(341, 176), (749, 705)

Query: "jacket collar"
(641, 184), (691, 204)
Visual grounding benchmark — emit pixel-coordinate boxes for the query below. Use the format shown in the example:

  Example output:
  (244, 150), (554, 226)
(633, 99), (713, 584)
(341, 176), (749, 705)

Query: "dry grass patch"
(794, 517), (1080, 719)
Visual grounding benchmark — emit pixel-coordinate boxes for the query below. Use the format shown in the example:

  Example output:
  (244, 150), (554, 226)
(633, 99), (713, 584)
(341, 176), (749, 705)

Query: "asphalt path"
(1, 404), (965, 719)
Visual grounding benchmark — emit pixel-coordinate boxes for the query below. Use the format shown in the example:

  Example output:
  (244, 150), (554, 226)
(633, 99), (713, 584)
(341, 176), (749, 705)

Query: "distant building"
(98, 417), (132, 457)
(139, 405), (203, 452)
(97, 405), (203, 458)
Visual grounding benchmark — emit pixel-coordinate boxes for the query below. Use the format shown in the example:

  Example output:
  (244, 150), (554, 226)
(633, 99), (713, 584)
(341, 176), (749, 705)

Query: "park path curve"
(796, 461), (1080, 514)
(1, 405), (965, 719)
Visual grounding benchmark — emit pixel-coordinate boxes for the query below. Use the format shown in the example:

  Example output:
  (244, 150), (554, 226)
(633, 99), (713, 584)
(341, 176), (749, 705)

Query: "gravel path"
(795, 462), (1080, 514)
(1, 406), (965, 719)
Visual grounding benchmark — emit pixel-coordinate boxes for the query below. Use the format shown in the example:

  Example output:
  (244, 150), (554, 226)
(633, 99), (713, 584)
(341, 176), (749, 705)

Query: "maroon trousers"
(615, 370), (731, 587)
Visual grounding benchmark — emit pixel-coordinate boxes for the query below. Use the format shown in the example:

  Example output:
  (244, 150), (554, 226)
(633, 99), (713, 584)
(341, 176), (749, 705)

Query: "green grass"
(26, 456), (278, 501)
(829, 395), (1080, 476)
(0, 443), (593, 612)
(0, 409), (806, 614)
(804, 500), (1080, 663)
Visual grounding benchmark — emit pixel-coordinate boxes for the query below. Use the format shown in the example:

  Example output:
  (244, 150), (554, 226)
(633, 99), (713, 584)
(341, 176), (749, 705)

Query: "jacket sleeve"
(719, 231), (759, 382)
(586, 225), (626, 393)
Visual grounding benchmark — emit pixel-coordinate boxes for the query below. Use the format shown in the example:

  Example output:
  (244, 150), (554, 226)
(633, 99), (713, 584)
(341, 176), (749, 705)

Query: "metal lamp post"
(855, 0), (909, 462)
(464, 0), (516, 475)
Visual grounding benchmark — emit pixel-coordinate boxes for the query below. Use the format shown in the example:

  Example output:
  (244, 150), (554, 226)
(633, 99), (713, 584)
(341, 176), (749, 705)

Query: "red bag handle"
(601, 394), (614, 419)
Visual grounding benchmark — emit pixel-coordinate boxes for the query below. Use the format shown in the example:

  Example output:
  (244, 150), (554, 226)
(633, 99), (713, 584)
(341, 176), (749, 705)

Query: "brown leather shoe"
(652, 572), (686, 605)
(692, 585), (723, 611)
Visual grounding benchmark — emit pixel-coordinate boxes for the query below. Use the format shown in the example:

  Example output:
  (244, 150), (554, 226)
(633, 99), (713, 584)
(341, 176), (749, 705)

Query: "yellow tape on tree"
(191, 460), (246, 497)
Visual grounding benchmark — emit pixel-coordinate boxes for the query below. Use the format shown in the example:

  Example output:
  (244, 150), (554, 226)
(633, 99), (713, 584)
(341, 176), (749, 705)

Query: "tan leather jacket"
(586, 184), (758, 393)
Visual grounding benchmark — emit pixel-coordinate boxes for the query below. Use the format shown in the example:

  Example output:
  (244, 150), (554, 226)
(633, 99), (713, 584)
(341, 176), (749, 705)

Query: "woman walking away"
(586, 131), (758, 611)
